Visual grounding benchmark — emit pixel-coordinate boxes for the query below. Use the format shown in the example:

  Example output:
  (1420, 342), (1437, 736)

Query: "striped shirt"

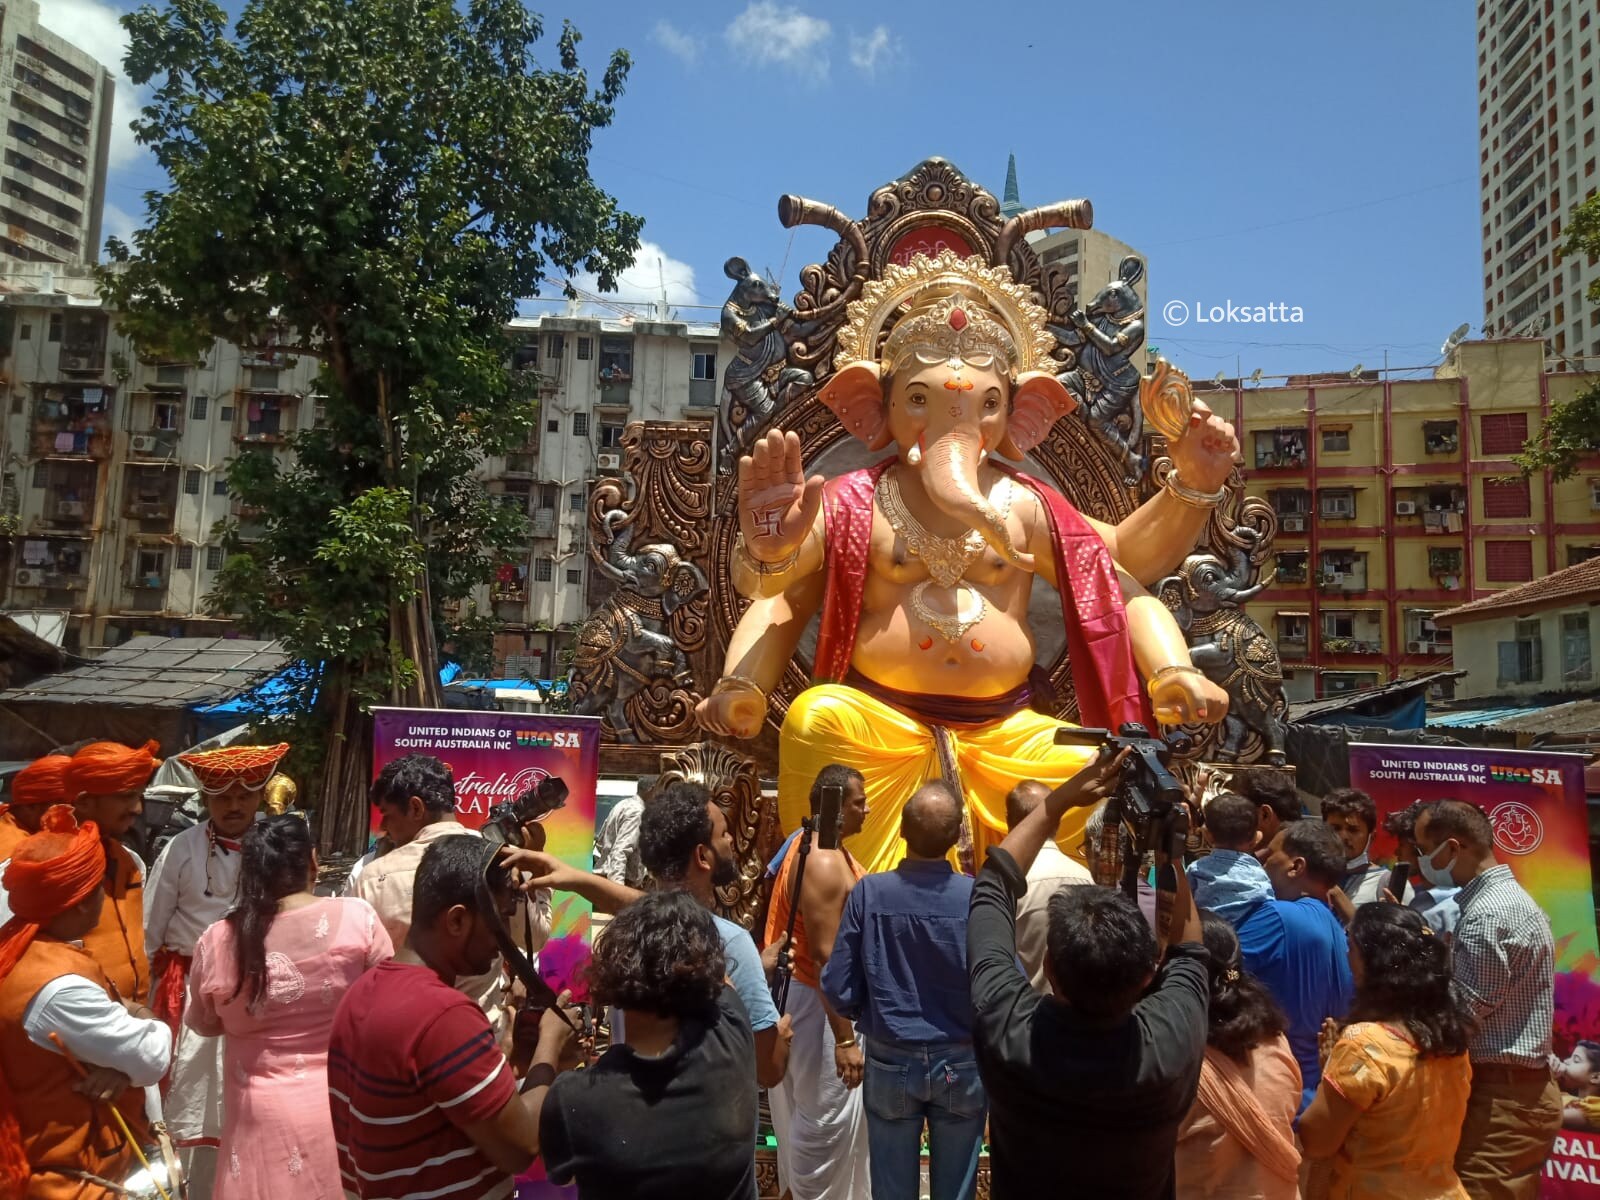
(1451, 864), (1555, 1068)
(328, 960), (517, 1200)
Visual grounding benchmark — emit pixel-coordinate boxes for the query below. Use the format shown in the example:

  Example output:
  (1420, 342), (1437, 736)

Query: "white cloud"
(848, 26), (898, 76)
(35, 0), (147, 172)
(652, 20), (699, 66)
(552, 241), (702, 320)
(100, 201), (138, 248)
(724, 2), (831, 73)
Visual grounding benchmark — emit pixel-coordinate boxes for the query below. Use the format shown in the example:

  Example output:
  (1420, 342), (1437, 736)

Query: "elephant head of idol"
(820, 250), (1075, 570)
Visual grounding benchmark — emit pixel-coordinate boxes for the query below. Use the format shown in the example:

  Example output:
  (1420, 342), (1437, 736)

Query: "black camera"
(483, 775), (569, 850)
(1054, 723), (1193, 898)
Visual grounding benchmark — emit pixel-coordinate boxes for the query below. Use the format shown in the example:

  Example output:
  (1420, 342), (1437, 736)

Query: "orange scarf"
(1195, 1044), (1302, 1185)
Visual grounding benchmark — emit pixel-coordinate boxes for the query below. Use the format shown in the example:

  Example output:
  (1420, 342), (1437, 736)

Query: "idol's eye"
(984, 390), (1001, 411)
(906, 389), (927, 407)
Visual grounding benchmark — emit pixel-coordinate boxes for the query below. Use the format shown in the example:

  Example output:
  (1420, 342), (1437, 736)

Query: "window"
(1485, 539), (1535, 580)
(1320, 427), (1350, 452)
(191, 394), (209, 421)
(18, 323), (28, 341)
(248, 367), (280, 390)
(219, 405), (234, 423)
(1499, 617), (1544, 684)
(598, 336), (631, 380)
(539, 484), (558, 509)
(512, 343), (539, 371)
(1276, 552), (1308, 582)
(205, 545), (225, 571)
(1563, 611), (1592, 682)
(1253, 428), (1308, 469)
(1323, 672), (1380, 695)
(1423, 420), (1459, 453)
(213, 478), (228, 496)
(1480, 412), (1529, 454)
(30, 463), (45, 489)
(600, 424), (625, 449)
(566, 568), (582, 585)
(1483, 476), (1532, 517)
(1271, 488), (1310, 515)
(1429, 547), (1464, 576)
(154, 402), (179, 431)
(48, 313), (62, 342)
(1570, 544), (1600, 565)
(547, 334), (565, 359)
(184, 469), (202, 495)
(154, 364), (185, 385)
(176, 545), (194, 570)
(547, 419), (559, 433)
(577, 337), (593, 361)
(534, 557), (553, 582)
(692, 351), (717, 381)
(569, 491), (584, 511)
(1319, 489), (1356, 519)
(573, 413), (590, 437)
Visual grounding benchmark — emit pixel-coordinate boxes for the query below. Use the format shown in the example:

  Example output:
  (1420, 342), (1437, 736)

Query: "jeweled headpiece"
(834, 249), (1056, 377)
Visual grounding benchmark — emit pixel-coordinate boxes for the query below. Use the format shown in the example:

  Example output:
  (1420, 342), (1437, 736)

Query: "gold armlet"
(1163, 470), (1229, 509)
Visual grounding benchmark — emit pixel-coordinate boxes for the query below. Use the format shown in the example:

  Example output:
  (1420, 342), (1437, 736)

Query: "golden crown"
(834, 249), (1057, 376)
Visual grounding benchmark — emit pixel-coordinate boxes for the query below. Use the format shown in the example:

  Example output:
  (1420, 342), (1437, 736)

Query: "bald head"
(1005, 780), (1052, 831)
(903, 781), (962, 860)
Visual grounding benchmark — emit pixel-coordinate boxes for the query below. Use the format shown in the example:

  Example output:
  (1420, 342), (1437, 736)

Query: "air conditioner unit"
(14, 570), (33, 586)
(596, 453), (621, 470)
(1408, 640), (1423, 653)
(130, 434), (159, 455)
(1395, 500), (1417, 515)
(1281, 516), (1304, 532)
(55, 501), (83, 518)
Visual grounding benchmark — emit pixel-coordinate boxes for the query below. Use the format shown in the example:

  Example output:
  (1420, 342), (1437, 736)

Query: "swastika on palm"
(752, 508), (783, 537)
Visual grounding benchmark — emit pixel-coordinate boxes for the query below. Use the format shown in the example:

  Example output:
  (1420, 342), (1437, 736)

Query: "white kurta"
(770, 982), (871, 1200)
(146, 823), (242, 1199)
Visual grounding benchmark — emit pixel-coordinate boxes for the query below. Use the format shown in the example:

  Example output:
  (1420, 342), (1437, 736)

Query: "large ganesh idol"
(696, 250), (1240, 873)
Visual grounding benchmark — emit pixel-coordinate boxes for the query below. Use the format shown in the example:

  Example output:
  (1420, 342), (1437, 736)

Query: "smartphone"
(816, 783), (844, 850)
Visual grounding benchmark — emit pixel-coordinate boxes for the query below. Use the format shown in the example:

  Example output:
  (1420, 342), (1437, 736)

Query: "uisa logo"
(515, 731), (553, 748)
(1488, 764), (1562, 786)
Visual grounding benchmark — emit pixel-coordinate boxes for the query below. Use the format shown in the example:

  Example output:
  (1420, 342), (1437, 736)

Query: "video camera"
(1053, 723), (1192, 899)
(482, 775), (570, 851)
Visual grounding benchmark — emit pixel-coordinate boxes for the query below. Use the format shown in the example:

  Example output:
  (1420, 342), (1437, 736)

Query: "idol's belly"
(851, 590), (1038, 698)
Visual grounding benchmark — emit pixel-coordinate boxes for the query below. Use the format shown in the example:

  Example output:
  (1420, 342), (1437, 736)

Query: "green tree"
(1516, 193), (1600, 480)
(103, 0), (640, 850)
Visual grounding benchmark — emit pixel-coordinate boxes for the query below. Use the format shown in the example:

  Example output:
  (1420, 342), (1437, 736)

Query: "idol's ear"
(998, 371), (1077, 459)
(822, 360), (893, 450)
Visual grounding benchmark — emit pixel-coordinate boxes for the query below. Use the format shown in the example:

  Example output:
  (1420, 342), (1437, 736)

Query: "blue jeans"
(862, 1037), (987, 1200)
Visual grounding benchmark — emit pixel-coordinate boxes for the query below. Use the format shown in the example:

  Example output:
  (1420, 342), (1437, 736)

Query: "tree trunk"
(315, 666), (375, 855)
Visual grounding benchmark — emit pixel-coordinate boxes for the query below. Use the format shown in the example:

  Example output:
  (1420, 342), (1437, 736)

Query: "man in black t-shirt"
(968, 754), (1209, 1200)
(539, 889), (758, 1199)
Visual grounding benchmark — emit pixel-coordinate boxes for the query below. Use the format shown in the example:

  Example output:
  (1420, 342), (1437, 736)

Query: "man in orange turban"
(0, 805), (171, 1199)
(66, 741), (161, 1002)
(0, 754), (72, 861)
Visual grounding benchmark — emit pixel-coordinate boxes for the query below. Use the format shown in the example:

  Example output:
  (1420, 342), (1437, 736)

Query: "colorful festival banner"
(1348, 743), (1600, 1195)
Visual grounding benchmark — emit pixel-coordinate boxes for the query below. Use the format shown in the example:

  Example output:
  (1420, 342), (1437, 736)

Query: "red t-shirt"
(329, 960), (517, 1200)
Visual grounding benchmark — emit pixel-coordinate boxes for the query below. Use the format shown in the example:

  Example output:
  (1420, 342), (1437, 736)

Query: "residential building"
(0, 264), (728, 666)
(1477, 0), (1600, 357)
(1235, 337), (1600, 702)
(1433, 554), (1600, 699)
(1005, 157), (1148, 312)
(0, 0), (116, 265)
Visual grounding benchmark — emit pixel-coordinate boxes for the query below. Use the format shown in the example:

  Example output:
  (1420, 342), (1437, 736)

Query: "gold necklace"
(876, 468), (1011, 588)
(910, 580), (986, 644)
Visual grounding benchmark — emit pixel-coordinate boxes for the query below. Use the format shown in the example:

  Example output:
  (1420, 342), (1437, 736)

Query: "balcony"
(1253, 428), (1309, 470)
(123, 465), (178, 533)
(1275, 555), (1309, 584)
(14, 537), (89, 594)
(32, 384), (112, 459)
(120, 542), (171, 613)
(232, 391), (300, 446)
(1276, 615), (1310, 657)
(1321, 636), (1383, 655)
(1423, 421), (1459, 454)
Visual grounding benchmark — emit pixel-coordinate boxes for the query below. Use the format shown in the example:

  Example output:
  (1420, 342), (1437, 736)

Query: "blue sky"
(52, 0), (1482, 380)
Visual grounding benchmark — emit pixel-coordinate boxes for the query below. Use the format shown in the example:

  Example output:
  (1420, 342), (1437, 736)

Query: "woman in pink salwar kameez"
(186, 815), (393, 1199)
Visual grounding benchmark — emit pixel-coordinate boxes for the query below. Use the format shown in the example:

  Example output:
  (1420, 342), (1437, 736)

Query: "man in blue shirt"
(821, 781), (983, 1200)
(1237, 818), (1354, 1113)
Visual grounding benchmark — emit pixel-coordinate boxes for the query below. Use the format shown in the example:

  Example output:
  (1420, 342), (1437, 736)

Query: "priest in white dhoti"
(145, 742), (289, 1200)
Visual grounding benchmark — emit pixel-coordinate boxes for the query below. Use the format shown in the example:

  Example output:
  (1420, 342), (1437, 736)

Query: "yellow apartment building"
(1230, 338), (1600, 702)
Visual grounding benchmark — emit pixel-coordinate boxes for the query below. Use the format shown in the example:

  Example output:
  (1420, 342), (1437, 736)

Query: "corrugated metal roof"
(1427, 704), (1559, 728)
(0, 637), (287, 709)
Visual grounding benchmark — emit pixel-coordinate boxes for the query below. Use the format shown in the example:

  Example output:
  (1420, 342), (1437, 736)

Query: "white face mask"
(1346, 835), (1373, 872)
(1418, 840), (1457, 889)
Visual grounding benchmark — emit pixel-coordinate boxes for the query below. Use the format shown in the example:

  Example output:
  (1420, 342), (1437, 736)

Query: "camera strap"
(475, 867), (574, 1031)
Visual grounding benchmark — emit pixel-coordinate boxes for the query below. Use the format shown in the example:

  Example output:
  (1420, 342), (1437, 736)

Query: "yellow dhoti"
(778, 682), (1101, 876)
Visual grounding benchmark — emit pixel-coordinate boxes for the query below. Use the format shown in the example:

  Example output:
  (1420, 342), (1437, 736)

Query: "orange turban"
(2, 754), (73, 817)
(65, 740), (161, 800)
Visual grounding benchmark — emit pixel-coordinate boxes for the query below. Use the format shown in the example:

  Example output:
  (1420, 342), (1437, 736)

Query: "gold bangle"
(1163, 470), (1228, 509)
(712, 674), (767, 705)
(835, 1037), (858, 1049)
(734, 532), (805, 577)
(1150, 664), (1203, 683)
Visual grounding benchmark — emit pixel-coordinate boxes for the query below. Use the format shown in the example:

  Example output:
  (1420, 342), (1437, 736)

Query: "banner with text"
(1348, 743), (1600, 1195)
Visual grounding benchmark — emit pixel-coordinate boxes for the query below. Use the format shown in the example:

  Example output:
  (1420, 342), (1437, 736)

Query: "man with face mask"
(1320, 788), (1412, 907)
(1415, 799), (1559, 1200)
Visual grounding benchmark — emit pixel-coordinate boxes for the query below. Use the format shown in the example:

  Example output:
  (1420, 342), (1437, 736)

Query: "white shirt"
(593, 796), (645, 887)
(1341, 857), (1415, 907)
(340, 846), (383, 897)
(144, 823), (242, 955)
(22, 971), (171, 1086)
(1016, 842), (1094, 994)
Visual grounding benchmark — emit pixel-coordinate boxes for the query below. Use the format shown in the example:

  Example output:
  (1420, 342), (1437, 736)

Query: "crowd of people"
(0, 736), (1571, 1200)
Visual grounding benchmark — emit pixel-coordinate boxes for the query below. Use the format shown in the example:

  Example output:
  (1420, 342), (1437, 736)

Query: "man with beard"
(510, 780), (793, 1089)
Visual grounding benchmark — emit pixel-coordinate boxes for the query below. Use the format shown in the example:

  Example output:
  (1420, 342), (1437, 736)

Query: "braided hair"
(226, 815), (313, 1009)
(1201, 912), (1288, 1062)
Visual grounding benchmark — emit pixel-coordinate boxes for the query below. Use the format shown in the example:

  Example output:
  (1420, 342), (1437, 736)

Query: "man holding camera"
(968, 750), (1208, 1200)
(357, 753), (551, 1036)
(764, 764), (872, 1200)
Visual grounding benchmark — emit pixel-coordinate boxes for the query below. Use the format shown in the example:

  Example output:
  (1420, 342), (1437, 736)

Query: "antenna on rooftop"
(1440, 323), (1470, 357)
(1248, 368), (1264, 385)
(1349, 364), (1365, 380)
